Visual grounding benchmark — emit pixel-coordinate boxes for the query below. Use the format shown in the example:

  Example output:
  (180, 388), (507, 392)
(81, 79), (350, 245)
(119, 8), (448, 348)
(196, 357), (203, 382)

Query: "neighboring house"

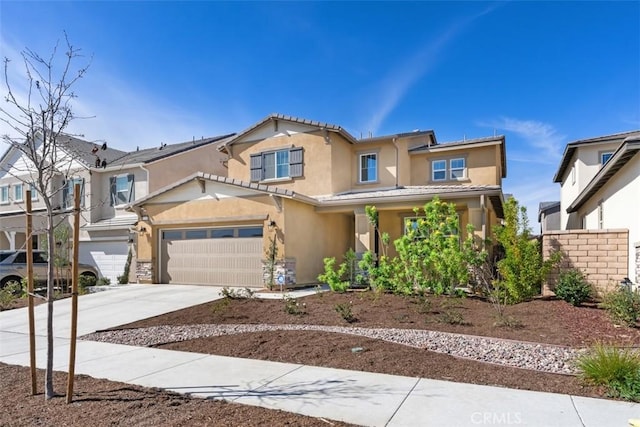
(552, 130), (640, 284)
(538, 201), (560, 233)
(0, 133), (234, 283)
(129, 113), (507, 287)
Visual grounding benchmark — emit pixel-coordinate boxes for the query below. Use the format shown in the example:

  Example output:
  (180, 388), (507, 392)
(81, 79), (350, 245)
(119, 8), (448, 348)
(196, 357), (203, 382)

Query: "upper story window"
(29, 183), (38, 201)
(13, 183), (23, 202)
(0, 185), (8, 204)
(601, 152), (613, 165)
(450, 158), (466, 179)
(571, 165), (576, 185)
(432, 160), (446, 181)
(432, 158), (467, 182)
(63, 177), (85, 208)
(110, 174), (135, 206)
(264, 150), (289, 180)
(250, 147), (303, 182)
(359, 153), (378, 183)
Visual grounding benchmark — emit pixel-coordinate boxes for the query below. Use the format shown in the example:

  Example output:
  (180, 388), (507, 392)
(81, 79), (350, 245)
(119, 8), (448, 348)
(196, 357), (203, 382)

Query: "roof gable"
(130, 172), (318, 208)
(553, 130), (640, 183)
(220, 113), (358, 151)
(566, 137), (640, 213)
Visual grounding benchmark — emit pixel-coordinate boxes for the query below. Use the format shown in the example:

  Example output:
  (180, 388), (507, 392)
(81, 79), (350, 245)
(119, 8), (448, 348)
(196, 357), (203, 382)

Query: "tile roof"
(58, 134), (129, 167)
(314, 185), (502, 203)
(108, 134), (235, 167)
(220, 113), (358, 149)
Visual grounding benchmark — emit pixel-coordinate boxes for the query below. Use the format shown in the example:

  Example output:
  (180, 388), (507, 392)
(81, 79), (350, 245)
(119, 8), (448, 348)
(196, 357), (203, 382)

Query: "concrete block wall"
(542, 229), (628, 296)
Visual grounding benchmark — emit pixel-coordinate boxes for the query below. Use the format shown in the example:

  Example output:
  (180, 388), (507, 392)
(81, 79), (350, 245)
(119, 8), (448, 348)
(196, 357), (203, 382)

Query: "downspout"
(480, 194), (487, 242)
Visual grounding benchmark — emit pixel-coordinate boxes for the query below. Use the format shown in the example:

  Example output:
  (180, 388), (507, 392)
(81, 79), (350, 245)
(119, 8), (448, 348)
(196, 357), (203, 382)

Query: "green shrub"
(334, 302), (356, 323)
(317, 255), (351, 293)
(78, 275), (97, 295)
(602, 287), (640, 327)
(96, 277), (111, 287)
(494, 197), (561, 303)
(0, 280), (25, 309)
(576, 343), (640, 401)
(283, 295), (306, 315)
(555, 269), (592, 306)
(117, 248), (132, 284)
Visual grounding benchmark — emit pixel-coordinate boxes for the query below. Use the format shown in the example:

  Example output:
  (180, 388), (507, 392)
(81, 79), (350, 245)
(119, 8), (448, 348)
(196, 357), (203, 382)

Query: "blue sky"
(1, 1), (639, 227)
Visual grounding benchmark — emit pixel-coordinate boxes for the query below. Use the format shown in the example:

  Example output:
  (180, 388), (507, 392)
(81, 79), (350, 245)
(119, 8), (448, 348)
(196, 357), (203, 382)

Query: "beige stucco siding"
(352, 142), (398, 189)
(228, 132), (342, 196)
(137, 194), (283, 283)
(145, 144), (228, 192)
(283, 199), (352, 284)
(409, 145), (500, 186)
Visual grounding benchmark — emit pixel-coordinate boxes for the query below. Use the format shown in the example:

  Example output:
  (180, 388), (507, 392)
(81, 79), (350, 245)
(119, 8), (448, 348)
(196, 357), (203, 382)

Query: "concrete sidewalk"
(1, 284), (639, 427)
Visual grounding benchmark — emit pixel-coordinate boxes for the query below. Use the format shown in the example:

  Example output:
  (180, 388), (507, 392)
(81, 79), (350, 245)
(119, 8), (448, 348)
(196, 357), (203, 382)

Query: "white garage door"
(160, 226), (263, 287)
(79, 240), (129, 284)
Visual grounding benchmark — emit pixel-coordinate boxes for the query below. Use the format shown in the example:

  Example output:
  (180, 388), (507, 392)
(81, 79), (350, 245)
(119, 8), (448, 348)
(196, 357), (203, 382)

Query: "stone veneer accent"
(262, 258), (296, 290)
(136, 260), (153, 284)
(542, 229), (629, 296)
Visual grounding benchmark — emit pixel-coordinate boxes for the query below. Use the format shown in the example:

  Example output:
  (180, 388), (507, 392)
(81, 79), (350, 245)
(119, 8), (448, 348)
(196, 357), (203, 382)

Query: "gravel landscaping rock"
(83, 324), (582, 375)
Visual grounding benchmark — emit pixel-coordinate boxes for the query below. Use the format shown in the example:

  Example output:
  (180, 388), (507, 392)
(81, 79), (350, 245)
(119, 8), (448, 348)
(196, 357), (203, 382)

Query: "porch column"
(354, 208), (372, 254)
(467, 195), (487, 242)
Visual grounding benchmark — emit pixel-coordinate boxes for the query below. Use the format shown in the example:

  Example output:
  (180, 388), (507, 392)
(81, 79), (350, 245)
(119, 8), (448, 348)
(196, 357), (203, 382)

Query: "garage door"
(160, 226), (263, 287)
(79, 240), (129, 284)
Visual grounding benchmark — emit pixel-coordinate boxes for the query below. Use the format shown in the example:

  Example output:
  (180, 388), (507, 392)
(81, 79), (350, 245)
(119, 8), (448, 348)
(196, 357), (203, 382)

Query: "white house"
(553, 130), (640, 284)
(0, 133), (234, 283)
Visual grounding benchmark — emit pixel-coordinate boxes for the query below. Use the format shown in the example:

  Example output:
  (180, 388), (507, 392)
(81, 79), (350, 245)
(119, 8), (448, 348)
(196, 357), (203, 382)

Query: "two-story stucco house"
(0, 133), (234, 283)
(129, 114), (507, 287)
(553, 130), (640, 284)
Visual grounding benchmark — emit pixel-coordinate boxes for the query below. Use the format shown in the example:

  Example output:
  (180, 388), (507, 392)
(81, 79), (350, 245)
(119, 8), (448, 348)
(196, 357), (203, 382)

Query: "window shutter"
(289, 147), (303, 178)
(250, 153), (262, 182)
(109, 176), (116, 206)
(127, 174), (135, 203)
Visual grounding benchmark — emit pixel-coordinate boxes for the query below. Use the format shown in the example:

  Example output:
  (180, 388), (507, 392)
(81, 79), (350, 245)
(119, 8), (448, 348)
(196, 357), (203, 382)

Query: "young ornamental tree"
(493, 197), (560, 303)
(0, 33), (91, 399)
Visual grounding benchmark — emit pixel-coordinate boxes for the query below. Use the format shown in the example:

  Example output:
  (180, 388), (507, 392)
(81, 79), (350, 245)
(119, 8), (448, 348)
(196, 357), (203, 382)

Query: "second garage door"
(160, 226), (263, 287)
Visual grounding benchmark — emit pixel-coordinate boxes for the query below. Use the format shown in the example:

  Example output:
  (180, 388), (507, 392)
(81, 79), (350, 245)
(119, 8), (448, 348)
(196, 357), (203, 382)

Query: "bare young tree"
(0, 32), (91, 399)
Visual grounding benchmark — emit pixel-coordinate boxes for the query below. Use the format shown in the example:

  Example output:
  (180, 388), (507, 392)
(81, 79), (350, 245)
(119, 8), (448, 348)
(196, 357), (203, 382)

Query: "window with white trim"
(359, 153), (378, 183)
(571, 166), (576, 185)
(0, 185), (8, 204)
(29, 183), (38, 201)
(250, 147), (303, 182)
(450, 158), (466, 179)
(432, 160), (446, 181)
(63, 177), (85, 208)
(13, 183), (23, 202)
(110, 174), (134, 206)
(601, 152), (613, 165)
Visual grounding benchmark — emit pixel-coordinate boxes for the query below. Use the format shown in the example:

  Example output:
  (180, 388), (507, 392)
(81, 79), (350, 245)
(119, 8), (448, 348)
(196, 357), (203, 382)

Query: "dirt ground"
(0, 363), (354, 427)
(4, 289), (638, 425)
(116, 291), (640, 399)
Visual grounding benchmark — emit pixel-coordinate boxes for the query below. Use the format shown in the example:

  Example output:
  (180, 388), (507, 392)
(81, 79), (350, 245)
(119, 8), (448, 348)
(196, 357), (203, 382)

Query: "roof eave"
(566, 139), (640, 213)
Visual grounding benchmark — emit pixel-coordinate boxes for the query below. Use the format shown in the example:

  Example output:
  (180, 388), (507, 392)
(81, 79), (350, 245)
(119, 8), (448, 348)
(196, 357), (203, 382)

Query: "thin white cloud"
(362, 4), (500, 135)
(478, 116), (566, 164)
(0, 36), (235, 155)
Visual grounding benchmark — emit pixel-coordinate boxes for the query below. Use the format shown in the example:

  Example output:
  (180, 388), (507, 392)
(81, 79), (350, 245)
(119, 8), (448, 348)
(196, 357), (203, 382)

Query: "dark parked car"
(0, 250), (99, 288)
